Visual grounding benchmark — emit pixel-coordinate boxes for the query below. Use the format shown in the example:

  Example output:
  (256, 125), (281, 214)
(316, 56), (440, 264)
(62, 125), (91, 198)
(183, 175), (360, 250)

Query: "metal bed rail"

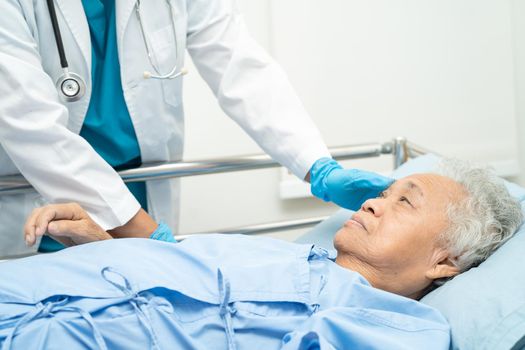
(0, 142), (394, 195)
(0, 137), (430, 238)
(175, 216), (331, 241)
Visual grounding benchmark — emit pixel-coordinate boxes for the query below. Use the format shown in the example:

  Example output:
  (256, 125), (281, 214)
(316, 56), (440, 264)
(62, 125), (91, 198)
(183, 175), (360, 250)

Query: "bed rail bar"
(0, 137), (431, 238)
(175, 216), (330, 241)
(0, 138), (422, 196)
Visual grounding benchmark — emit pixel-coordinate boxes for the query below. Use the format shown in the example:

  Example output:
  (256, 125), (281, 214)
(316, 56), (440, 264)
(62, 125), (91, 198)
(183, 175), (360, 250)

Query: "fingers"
(23, 203), (85, 247)
(48, 219), (111, 245)
(47, 220), (81, 237)
(38, 203), (83, 223)
(23, 207), (42, 247)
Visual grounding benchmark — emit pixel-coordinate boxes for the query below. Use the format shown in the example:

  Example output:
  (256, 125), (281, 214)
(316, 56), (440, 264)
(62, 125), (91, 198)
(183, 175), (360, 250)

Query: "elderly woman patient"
(0, 161), (521, 350)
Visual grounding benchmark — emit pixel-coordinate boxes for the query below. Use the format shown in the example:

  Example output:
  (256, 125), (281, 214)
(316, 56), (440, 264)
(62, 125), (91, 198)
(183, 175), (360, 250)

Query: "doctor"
(0, 0), (392, 254)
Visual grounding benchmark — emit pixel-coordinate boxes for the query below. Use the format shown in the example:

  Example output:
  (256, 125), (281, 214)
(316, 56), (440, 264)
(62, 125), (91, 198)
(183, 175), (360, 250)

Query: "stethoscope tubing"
(136, 0), (182, 80)
(46, 0), (86, 102)
(46, 0), (69, 69)
(45, 0), (185, 102)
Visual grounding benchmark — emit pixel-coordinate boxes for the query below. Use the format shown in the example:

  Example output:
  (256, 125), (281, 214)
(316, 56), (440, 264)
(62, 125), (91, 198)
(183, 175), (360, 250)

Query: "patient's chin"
(333, 227), (356, 251)
(334, 226), (348, 239)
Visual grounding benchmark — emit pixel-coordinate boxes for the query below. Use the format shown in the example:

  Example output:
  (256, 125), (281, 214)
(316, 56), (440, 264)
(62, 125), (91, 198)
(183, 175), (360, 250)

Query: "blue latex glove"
(149, 222), (177, 243)
(310, 158), (394, 211)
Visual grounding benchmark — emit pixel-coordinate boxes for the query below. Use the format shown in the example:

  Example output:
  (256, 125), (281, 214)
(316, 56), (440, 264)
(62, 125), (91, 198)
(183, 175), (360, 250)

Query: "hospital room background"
(177, 0), (525, 238)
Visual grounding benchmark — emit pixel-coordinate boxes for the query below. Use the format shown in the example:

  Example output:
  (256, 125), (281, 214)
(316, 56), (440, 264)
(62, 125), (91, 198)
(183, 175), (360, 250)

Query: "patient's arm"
(24, 203), (112, 247)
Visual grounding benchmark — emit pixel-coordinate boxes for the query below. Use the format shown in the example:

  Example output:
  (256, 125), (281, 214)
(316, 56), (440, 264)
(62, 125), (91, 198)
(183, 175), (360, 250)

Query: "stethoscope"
(46, 0), (187, 103)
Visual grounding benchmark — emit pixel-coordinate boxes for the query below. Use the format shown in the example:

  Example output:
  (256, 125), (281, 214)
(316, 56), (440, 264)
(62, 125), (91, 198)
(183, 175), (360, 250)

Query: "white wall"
(511, 0), (525, 185)
(270, 0), (518, 172)
(179, 0), (522, 236)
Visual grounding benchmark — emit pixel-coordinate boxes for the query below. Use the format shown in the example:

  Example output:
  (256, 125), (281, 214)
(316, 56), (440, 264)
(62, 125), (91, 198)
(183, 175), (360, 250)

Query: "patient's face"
(334, 173), (465, 297)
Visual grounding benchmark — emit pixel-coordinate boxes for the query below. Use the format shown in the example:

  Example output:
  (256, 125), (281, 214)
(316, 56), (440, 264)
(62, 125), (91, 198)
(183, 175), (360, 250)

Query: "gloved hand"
(149, 222), (177, 243)
(310, 158), (394, 211)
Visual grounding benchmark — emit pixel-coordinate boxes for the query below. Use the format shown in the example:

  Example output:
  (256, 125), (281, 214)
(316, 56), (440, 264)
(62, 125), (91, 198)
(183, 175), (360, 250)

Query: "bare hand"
(24, 203), (112, 247)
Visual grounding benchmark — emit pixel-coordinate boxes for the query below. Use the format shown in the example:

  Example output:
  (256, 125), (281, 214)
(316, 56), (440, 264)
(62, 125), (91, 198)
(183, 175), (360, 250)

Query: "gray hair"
(435, 159), (523, 282)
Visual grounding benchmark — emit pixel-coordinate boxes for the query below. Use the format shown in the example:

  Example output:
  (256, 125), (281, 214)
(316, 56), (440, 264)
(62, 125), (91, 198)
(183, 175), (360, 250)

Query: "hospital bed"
(0, 137), (524, 350)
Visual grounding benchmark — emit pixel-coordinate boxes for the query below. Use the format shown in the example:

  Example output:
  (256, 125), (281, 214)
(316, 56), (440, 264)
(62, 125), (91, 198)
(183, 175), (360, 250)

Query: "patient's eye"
(399, 196), (413, 207)
(379, 191), (387, 198)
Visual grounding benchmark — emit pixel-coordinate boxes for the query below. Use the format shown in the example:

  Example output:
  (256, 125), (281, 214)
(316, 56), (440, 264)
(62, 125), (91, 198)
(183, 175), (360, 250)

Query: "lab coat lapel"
(55, 0), (91, 75)
(115, 0), (137, 55)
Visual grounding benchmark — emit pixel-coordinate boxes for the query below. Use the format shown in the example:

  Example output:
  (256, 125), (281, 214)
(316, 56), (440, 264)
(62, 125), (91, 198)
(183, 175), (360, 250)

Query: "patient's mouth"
(345, 218), (366, 231)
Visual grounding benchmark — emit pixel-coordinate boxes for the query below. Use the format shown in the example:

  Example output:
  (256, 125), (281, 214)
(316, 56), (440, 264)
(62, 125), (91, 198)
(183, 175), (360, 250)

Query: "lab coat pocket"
(161, 76), (183, 108)
(149, 25), (183, 108)
(150, 25), (176, 65)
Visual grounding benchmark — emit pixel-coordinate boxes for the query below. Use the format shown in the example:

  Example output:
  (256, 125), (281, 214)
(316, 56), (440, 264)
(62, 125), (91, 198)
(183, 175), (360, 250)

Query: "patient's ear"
(425, 255), (460, 280)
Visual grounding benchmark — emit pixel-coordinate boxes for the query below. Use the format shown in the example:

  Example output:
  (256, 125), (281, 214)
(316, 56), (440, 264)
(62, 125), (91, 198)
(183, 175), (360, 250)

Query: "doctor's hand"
(309, 158), (394, 211)
(24, 203), (112, 248)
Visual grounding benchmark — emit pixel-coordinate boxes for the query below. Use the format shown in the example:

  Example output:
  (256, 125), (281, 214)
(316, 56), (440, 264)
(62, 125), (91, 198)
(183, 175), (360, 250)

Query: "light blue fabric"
(0, 236), (449, 349)
(39, 0), (148, 253)
(297, 154), (525, 350)
(310, 158), (394, 211)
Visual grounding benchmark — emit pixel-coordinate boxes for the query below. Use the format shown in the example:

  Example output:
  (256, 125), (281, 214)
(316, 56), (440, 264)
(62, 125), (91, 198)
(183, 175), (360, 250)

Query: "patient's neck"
(336, 254), (383, 288)
(335, 254), (422, 299)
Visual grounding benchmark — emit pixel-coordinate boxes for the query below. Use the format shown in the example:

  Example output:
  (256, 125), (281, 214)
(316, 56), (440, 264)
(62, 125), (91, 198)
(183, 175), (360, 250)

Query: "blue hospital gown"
(0, 235), (450, 349)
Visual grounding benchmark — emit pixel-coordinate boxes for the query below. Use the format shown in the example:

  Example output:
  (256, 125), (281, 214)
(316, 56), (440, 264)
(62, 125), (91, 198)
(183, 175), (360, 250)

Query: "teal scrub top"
(39, 0), (147, 252)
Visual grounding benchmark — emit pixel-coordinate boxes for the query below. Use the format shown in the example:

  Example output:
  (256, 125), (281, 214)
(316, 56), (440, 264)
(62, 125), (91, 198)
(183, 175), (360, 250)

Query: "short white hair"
(436, 159), (523, 278)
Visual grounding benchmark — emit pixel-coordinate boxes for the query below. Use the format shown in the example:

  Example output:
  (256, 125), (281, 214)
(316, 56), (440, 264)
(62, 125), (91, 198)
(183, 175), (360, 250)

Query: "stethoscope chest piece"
(56, 71), (86, 103)
(47, 0), (184, 103)
(47, 0), (86, 103)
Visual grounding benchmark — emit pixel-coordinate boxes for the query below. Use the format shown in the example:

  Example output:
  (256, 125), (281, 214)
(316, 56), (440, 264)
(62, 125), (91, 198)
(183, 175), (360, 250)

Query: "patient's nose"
(362, 198), (382, 216)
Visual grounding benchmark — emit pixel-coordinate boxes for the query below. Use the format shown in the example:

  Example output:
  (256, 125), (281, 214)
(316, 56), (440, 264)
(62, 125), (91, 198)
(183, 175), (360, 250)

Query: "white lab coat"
(0, 0), (330, 257)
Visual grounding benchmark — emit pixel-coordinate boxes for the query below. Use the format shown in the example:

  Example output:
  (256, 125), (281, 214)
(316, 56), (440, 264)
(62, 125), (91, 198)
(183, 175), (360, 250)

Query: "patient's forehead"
(390, 173), (466, 205)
